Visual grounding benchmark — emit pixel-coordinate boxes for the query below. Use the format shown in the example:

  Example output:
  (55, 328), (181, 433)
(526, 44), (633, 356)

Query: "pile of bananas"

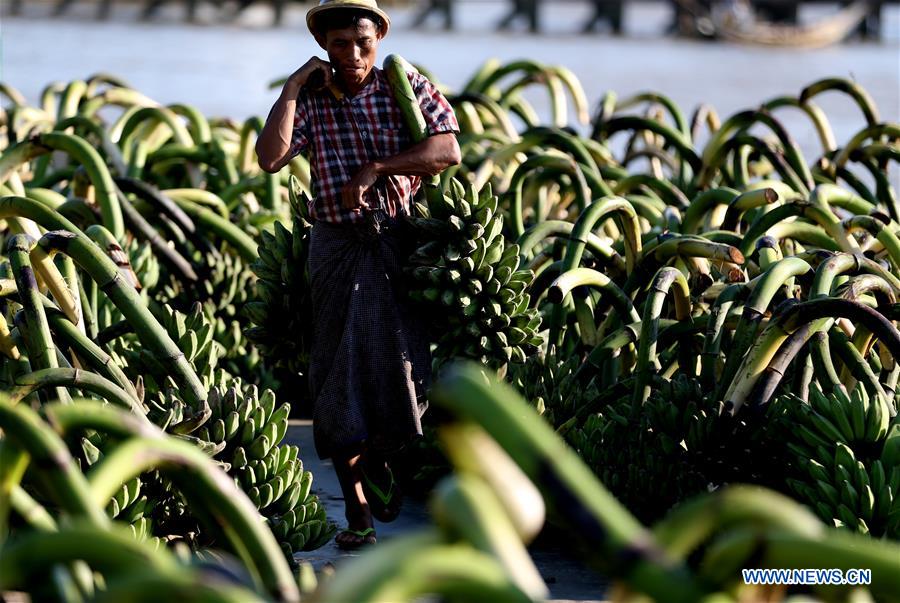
(404, 181), (542, 369)
(774, 385), (900, 537)
(194, 379), (334, 556)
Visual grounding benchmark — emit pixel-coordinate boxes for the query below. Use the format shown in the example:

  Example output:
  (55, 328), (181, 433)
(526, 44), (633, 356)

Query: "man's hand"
(286, 57), (333, 94)
(341, 162), (380, 214)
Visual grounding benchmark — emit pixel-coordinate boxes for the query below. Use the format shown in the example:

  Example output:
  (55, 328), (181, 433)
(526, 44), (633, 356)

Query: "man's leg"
(332, 452), (376, 547)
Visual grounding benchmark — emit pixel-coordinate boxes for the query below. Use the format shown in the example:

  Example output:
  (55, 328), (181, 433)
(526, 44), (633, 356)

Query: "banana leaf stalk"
(86, 437), (299, 602)
(36, 230), (206, 406)
(0, 395), (109, 526)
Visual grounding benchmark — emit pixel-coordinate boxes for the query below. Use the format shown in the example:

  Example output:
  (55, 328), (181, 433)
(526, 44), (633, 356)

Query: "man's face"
(323, 19), (382, 93)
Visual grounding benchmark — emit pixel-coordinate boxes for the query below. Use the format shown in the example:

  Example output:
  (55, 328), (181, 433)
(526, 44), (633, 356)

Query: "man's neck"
(336, 69), (377, 98)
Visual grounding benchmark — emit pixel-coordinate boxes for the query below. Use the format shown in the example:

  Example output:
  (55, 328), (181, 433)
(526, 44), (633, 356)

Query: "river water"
(2, 1), (898, 167)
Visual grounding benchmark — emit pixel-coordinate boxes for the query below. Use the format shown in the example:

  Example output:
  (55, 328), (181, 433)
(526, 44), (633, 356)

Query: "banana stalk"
(430, 362), (706, 603)
(11, 368), (144, 416)
(0, 395), (109, 526)
(431, 475), (548, 600)
(36, 230), (206, 406)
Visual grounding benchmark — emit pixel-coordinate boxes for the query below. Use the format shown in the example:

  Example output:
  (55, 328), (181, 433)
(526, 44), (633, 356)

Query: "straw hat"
(306, 0), (391, 38)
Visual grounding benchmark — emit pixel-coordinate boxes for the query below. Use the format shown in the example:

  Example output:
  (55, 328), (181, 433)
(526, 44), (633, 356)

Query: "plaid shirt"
(289, 68), (459, 225)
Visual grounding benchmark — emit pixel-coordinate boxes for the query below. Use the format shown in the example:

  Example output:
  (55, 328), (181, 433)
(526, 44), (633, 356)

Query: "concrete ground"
(284, 420), (609, 603)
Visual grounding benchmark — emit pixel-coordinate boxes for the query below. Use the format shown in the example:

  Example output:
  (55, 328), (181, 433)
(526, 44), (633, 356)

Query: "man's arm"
(256, 57), (332, 173)
(342, 132), (461, 212)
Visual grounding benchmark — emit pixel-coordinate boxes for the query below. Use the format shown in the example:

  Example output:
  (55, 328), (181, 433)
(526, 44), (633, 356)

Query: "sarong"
(307, 215), (431, 460)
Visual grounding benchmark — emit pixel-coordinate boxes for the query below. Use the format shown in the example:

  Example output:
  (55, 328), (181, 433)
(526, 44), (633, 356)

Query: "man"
(256, 0), (460, 549)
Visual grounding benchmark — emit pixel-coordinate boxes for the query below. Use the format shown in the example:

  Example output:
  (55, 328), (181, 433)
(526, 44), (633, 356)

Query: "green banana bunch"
(115, 301), (223, 397)
(507, 346), (602, 429)
(404, 179), (542, 370)
(243, 184), (313, 382)
(163, 250), (273, 388)
(191, 377), (334, 560)
(776, 385), (900, 537)
(79, 435), (158, 544)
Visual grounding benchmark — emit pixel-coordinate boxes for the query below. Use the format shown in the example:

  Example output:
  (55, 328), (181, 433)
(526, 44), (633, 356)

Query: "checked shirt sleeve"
(409, 72), (460, 137)
(288, 95), (311, 158)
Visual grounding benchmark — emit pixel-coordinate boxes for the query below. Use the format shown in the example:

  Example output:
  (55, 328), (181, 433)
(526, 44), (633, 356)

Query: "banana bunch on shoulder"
(404, 179), (543, 370)
(776, 385), (900, 537)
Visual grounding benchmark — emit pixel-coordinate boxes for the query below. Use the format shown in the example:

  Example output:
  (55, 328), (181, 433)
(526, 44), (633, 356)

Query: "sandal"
(335, 527), (376, 550)
(359, 457), (403, 523)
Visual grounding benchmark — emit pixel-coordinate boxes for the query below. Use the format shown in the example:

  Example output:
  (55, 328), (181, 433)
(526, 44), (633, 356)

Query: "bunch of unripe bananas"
(194, 379), (334, 557)
(775, 385), (900, 537)
(404, 180), (542, 369)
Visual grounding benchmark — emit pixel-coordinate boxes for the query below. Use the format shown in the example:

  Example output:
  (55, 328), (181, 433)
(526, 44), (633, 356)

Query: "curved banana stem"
(746, 321), (815, 407)
(86, 436), (299, 602)
(517, 220), (625, 272)
(597, 115), (702, 174)
(703, 528), (900, 599)
(613, 174), (690, 210)
(508, 155), (591, 238)
(810, 252), (900, 299)
(634, 267), (692, 404)
(739, 200), (856, 256)
(652, 485), (823, 559)
(829, 123), (900, 176)
(437, 422), (545, 543)
(431, 475), (548, 599)
(10, 369), (144, 416)
(0, 522), (178, 591)
(829, 327), (887, 400)
(810, 330), (844, 393)
(54, 115), (127, 176)
(681, 188), (740, 234)
(717, 257), (811, 399)
(763, 95), (837, 154)
(800, 77), (880, 127)
(8, 235), (71, 405)
(36, 231), (206, 407)
(700, 284), (746, 388)
(843, 215), (900, 273)
(724, 298), (900, 413)
(718, 188), (780, 232)
(563, 196), (641, 274)
(1, 134), (124, 239)
(162, 194), (258, 263)
(430, 363), (706, 603)
(0, 395), (109, 527)
(547, 267), (640, 324)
